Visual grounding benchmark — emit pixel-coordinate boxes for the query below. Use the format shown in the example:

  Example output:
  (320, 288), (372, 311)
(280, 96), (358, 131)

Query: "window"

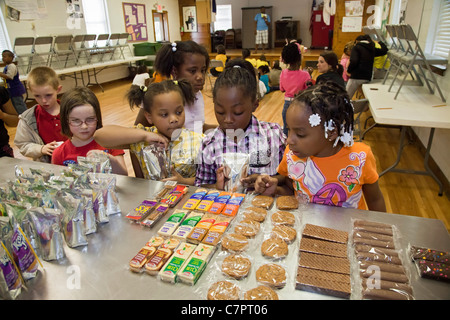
(431, 0), (450, 59)
(0, 9), (11, 52)
(82, 0), (110, 35)
(214, 5), (232, 31)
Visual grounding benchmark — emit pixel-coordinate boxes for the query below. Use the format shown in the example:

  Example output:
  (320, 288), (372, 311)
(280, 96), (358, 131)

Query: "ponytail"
(126, 84), (147, 110)
(141, 79), (195, 113)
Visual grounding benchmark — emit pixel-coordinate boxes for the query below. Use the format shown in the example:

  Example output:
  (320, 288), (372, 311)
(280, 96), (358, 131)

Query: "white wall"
(403, 0), (450, 182)
(216, 0), (315, 47)
(1, 0), (181, 91)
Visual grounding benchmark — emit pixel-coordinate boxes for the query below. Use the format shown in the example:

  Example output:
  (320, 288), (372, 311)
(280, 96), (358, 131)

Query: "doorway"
(152, 10), (169, 42)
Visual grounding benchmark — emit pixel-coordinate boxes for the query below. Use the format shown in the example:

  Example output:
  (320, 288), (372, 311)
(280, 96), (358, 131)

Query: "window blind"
(81, 0), (110, 35)
(432, 0), (450, 58)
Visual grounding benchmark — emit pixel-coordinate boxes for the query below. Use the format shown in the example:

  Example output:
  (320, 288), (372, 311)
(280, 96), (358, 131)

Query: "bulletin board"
(122, 2), (148, 41)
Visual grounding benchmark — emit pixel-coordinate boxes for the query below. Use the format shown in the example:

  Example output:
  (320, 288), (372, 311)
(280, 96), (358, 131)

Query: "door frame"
(152, 10), (170, 42)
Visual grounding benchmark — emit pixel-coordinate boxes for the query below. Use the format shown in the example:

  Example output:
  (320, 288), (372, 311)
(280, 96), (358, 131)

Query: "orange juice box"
(186, 213), (216, 244)
(182, 188), (208, 210)
(201, 216), (232, 246)
(208, 192), (231, 214)
(221, 193), (245, 216)
(196, 190), (220, 211)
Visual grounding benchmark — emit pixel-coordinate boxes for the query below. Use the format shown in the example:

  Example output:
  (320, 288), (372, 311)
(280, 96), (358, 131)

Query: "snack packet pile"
(0, 164), (122, 299)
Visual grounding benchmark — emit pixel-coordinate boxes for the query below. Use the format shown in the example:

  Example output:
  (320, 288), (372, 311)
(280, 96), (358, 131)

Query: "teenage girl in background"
(252, 81), (386, 212)
(316, 51), (346, 89)
(95, 79), (203, 185)
(52, 87), (128, 175)
(280, 42), (311, 136)
(133, 40), (213, 133)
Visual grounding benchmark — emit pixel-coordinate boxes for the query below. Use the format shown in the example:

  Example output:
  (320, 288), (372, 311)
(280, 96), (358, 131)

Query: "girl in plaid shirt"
(195, 59), (286, 190)
(94, 79), (203, 185)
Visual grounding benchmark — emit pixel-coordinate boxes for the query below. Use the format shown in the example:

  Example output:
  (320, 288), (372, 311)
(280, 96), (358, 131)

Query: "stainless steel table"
(1, 157), (449, 300)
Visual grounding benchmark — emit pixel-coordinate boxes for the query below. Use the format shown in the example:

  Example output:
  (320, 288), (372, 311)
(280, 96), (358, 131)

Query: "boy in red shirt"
(14, 66), (67, 162)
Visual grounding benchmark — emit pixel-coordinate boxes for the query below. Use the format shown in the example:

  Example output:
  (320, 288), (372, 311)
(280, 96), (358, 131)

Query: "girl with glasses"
(51, 87), (129, 175)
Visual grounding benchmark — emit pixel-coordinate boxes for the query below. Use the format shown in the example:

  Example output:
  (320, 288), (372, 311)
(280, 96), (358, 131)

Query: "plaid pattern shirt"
(195, 116), (286, 186)
(130, 124), (203, 179)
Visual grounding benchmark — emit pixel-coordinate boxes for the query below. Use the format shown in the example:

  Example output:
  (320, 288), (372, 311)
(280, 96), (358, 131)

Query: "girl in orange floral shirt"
(251, 82), (386, 212)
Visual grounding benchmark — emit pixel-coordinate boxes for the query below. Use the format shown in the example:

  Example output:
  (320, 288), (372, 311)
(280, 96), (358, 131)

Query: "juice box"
(179, 244), (215, 285)
(157, 209), (188, 237)
(208, 192), (231, 214)
(186, 213), (216, 244)
(159, 242), (196, 283)
(221, 193), (245, 216)
(172, 211), (203, 240)
(196, 190), (220, 211)
(182, 188), (208, 210)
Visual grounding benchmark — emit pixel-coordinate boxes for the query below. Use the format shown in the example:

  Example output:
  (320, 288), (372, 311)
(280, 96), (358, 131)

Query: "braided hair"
(294, 81), (355, 147)
(212, 58), (258, 103)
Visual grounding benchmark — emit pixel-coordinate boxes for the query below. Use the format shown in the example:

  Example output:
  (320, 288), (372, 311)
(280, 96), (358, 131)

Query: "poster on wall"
(182, 6), (197, 32)
(342, 0), (364, 32)
(5, 0), (47, 20)
(342, 17), (362, 32)
(122, 2), (148, 41)
(344, 0), (364, 17)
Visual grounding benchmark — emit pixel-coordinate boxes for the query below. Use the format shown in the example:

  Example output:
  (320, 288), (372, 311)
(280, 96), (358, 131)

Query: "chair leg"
(394, 60), (415, 99)
(388, 61), (403, 92)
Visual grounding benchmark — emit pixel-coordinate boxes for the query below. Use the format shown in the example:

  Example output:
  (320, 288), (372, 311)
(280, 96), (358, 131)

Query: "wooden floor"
(7, 77), (450, 232)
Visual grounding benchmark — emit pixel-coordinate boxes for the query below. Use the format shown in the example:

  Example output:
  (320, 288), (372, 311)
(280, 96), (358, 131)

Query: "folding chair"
(94, 34), (110, 62)
(106, 33), (121, 60)
(82, 34), (98, 63)
(31, 36), (54, 69)
(71, 34), (87, 65)
(12, 37), (35, 73)
(207, 59), (224, 91)
(352, 99), (369, 141)
(383, 25), (422, 87)
(117, 33), (132, 59)
(389, 24), (447, 102)
(51, 35), (77, 68)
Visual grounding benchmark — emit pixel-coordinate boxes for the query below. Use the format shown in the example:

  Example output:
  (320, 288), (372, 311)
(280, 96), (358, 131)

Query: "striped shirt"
(195, 116), (286, 186)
